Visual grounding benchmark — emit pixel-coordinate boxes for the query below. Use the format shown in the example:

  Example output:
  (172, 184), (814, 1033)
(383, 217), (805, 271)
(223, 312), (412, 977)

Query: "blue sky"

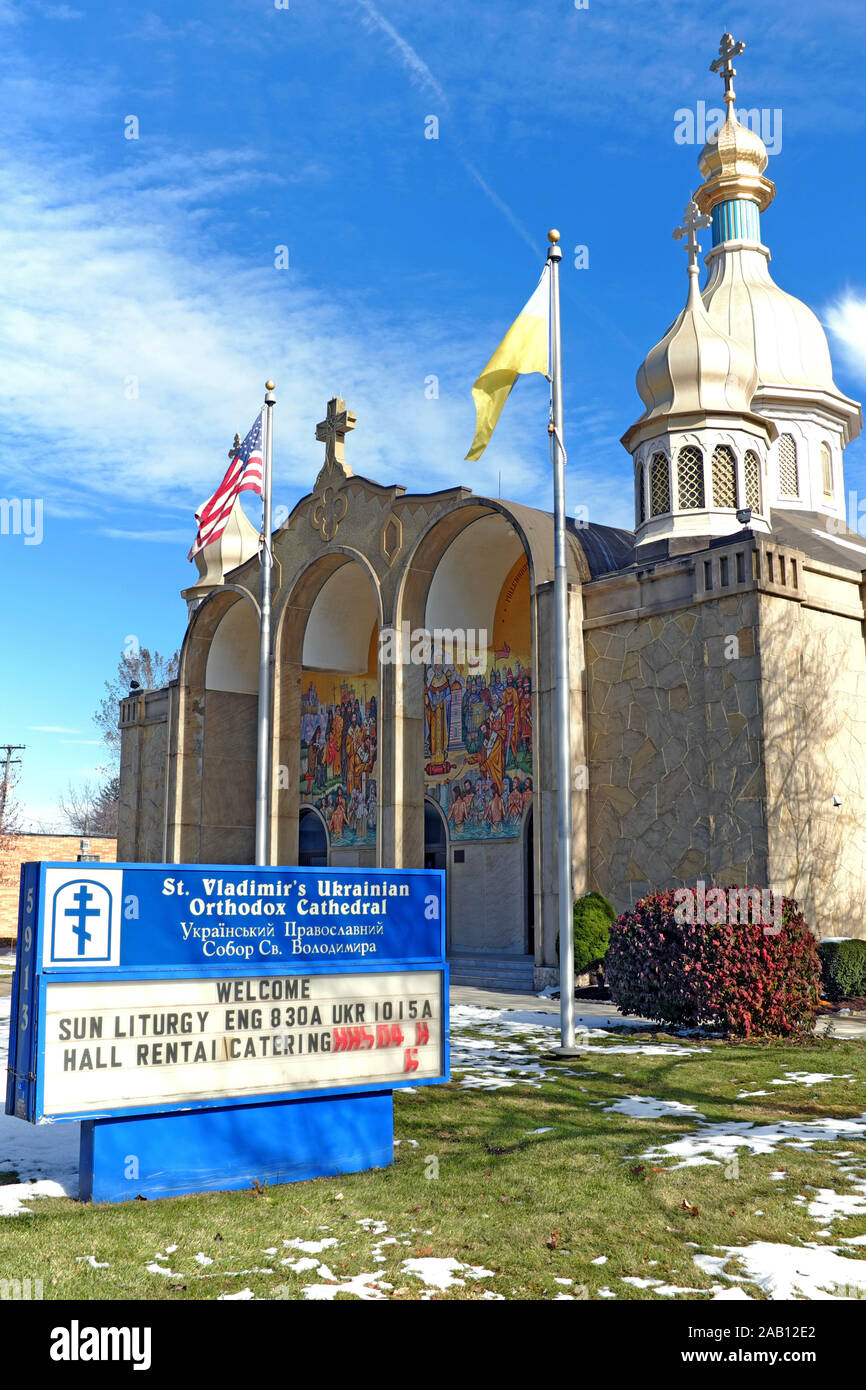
(2, 0), (866, 826)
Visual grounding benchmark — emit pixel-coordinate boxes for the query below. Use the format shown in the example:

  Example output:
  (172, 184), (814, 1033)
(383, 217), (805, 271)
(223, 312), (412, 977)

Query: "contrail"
(354, 0), (449, 108)
(353, 0), (535, 253)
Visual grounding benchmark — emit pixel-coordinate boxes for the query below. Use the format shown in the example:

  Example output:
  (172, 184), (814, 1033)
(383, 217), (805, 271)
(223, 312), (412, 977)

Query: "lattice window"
(676, 445), (705, 510)
(635, 461), (646, 525)
(744, 450), (761, 512)
(778, 433), (799, 498)
(821, 442), (833, 500)
(711, 444), (738, 508)
(649, 451), (670, 516)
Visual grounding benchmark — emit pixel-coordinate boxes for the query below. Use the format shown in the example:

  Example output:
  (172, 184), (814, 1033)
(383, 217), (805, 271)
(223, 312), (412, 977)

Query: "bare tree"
(93, 645), (180, 764)
(58, 777), (119, 838)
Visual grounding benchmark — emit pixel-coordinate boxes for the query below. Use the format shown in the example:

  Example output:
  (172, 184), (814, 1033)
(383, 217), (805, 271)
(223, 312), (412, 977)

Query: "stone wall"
(199, 690), (257, 864)
(118, 689), (170, 862)
(759, 584), (866, 938)
(585, 569), (769, 912)
(448, 834), (528, 954)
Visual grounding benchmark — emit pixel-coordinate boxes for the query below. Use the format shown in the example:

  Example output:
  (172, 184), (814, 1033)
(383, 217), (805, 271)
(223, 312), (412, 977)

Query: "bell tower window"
(821, 442), (833, 501)
(778, 433), (799, 499)
(649, 451), (671, 516)
(676, 445), (705, 510)
(744, 450), (761, 513)
(711, 445), (738, 508)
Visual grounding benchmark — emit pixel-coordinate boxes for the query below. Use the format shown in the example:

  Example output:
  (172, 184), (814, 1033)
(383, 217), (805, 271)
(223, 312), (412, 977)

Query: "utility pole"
(0, 745), (25, 828)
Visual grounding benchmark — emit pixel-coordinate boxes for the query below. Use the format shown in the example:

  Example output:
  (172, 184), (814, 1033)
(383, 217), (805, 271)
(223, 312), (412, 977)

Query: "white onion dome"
(630, 270), (759, 433)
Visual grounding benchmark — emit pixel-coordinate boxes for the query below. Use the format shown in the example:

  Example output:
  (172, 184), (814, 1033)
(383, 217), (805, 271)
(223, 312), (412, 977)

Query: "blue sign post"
(6, 863), (448, 1202)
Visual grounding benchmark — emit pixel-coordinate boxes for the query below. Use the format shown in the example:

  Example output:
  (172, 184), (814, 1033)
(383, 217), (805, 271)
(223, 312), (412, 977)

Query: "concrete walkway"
(450, 983), (658, 1029)
(450, 981), (866, 1039)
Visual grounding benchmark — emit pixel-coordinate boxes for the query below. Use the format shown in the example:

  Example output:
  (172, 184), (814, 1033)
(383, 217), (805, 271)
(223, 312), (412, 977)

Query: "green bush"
(818, 938), (866, 1001)
(556, 891), (616, 976)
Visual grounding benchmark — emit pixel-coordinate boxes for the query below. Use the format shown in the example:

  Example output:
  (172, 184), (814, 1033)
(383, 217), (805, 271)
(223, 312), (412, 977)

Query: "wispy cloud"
(35, 3), (84, 18)
(0, 90), (557, 532)
(825, 291), (866, 384)
(101, 528), (199, 543)
(28, 725), (81, 734)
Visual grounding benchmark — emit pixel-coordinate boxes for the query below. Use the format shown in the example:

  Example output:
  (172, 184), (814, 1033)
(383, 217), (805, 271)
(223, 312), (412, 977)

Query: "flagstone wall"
(759, 578), (866, 938)
(584, 539), (770, 913)
(584, 534), (866, 939)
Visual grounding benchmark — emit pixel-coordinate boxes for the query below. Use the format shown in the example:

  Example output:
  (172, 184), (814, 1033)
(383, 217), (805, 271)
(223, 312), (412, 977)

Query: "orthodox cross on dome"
(710, 31), (745, 106)
(311, 395), (356, 541)
(673, 199), (712, 276)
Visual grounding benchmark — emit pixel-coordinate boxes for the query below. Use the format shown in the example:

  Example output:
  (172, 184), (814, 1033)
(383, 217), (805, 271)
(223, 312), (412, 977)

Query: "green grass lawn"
(2, 1017), (866, 1301)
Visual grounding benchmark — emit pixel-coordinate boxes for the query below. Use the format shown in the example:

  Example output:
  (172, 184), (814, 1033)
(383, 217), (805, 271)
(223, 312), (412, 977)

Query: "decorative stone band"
(712, 198), (761, 246)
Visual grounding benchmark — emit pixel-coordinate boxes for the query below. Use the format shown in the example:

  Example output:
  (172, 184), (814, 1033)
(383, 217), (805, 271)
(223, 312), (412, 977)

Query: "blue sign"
(6, 862), (448, 1201)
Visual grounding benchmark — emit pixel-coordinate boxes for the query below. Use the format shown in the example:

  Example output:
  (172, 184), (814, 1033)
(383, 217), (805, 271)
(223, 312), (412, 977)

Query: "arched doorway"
(524, 806), (535, 956)
(424, 798), (448, 871)
(298, 806), (329, 867)
(424, 797), (449, 952)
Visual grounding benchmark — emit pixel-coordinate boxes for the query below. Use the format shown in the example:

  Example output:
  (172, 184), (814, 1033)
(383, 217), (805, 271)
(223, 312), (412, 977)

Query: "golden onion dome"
(695, 108), (775, 218)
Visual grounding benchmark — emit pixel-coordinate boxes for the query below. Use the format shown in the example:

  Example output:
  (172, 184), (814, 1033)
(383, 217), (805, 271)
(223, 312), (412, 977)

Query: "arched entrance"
(424, 798), (448, 871)
(298, 806), (329, 867)
(274, 552), (381, 870)
(416, 512), (534, 960)
(185, 591), (260, 864)
(524, 806), (535, 956)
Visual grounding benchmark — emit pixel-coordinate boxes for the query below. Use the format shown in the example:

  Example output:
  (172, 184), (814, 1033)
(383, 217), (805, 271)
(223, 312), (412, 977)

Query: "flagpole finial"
(266, 380), (275, 391)
(547, 229), (560, 244)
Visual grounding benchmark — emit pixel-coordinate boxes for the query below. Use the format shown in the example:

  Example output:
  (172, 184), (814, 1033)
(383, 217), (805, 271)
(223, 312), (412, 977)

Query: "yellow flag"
(465, 264), (550, 461)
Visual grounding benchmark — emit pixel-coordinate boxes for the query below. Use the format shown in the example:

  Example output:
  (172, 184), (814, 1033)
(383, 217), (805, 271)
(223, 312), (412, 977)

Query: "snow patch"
(0, 1179), (68, 1217)
(695, 1242), (866, 1300)
(605, 1095), (705, 1121)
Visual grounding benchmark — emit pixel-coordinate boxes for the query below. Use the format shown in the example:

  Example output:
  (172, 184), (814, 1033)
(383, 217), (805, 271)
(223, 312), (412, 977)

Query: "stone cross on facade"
(673, 199), (712, 274)
(311, 395), (356, 541)
(710, 31), (745, 106)
(315, 396), (356, 483)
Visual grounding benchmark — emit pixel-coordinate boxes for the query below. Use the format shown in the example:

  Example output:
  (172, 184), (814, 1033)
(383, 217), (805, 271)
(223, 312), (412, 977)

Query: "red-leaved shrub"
(605, 888), (821, 1036)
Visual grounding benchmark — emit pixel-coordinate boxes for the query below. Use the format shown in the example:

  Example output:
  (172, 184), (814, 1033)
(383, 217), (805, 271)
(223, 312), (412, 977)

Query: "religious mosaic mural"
(424, 555), (533, 839)
(300, 627), (378, 847)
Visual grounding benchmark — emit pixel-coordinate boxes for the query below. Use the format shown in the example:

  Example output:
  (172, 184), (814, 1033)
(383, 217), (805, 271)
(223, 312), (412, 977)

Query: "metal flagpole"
(546, 231), (579, 1055)
(255, 380), (276, 867)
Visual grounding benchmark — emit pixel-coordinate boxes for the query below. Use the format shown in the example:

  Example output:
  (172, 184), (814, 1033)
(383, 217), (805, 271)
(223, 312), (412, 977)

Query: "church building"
(119, 41), (866, 988)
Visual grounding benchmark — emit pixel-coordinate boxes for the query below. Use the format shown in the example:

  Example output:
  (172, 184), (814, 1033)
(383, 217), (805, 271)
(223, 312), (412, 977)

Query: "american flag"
(188, 411), (265, 561)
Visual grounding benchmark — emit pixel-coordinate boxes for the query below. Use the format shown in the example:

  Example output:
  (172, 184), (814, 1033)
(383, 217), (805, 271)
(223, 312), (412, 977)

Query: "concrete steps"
(447, 951), (535, 992)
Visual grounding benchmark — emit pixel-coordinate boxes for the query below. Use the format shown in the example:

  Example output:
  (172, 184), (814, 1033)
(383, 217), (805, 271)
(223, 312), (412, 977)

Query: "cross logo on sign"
(50, 879), (114, 963)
